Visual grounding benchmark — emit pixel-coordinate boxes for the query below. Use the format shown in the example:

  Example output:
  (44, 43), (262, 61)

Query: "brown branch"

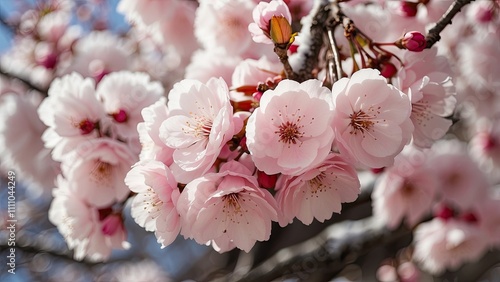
(0, 64), (48, 96)
(426, 0), (475, 48)
(293, 0), (332, 82)
(234, 216), (411, 282)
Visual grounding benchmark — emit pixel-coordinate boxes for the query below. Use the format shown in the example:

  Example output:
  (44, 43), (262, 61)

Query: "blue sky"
(0, 0), (129, 54)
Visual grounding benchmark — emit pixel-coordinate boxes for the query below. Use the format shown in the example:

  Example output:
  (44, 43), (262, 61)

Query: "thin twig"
(327, 27), (343, 83)
(0, 65), (48, 95)
(426, 0), (475, 48)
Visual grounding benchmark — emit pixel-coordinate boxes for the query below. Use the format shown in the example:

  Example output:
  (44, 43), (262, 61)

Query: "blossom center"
(91, 160), (113, 185)
(185, 113), (213, 139)
(78, 119), (95, 134)
(222, 193), (242, 214)
(276, 121), (303, 144)
(349, 110), (375, 135)
(308, 172), (327, 194)
(112, 109), (128, 123)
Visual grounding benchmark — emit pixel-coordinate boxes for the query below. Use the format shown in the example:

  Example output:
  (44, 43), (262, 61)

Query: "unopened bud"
(269, 15), (294, 47)
(396, 31), (426, 52)
(400, 1), (418, 17)
(435, 205), (454, 221)
(257, 170), (278, 189)
(380, 62), (398, 78)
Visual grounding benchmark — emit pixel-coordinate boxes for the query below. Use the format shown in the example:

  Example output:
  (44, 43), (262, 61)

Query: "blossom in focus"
(137, 97), (174, 165)
(177, 161), (278, 253)
(246, 79), (334, 176)
(125, 160), (181, 248)
(275, 153), (360, 226)
(395, 48), (456, 148)
(397, 31), (426, 52)
(159, 78), (237, 184)
(331, 68), (413, 168)
(49, 176), (130, 262)
(249, 0), (292, 44)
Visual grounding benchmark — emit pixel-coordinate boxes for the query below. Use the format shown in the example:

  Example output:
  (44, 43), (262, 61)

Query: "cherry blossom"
(137, 97), (174, 165)
(96, 71), (164, 141)
(413, 218), (489, 274)
(177, 161), (278, 252)
(246, 79), (334, 176)
(249, 0), (292, 44)
(331, 68), (413, 168)
(159, 78), (237, 184)
(125, 160), (181, 248)
(49, 176), (130, 262)
(373, 146), (438, 229)
(275, 153), (360, 226)
(60, 138), (137, 208)
(395, 48), (456, 148)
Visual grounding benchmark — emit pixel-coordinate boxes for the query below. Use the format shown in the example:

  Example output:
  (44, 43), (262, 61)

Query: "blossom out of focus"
(1, 0), (500, 281)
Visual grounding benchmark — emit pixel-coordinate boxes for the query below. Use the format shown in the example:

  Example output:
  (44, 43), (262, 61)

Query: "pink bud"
(371, 167), (385, 174)
(101, 214), (123, 236)
(112, 109), (128, 123)
(257, 170), (278, 189)
(401, 31), (426, 52)
(400, 1), (418, 17)
(380, 62), (398, 78)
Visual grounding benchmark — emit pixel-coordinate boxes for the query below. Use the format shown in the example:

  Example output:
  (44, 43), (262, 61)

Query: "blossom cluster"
(0, 0), (499, 278)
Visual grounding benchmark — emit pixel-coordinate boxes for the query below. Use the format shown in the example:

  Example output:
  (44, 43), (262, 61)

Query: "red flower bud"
(380, 62), (398, 78)
(397, 31), (426, 52)
(400, 1), (418, 17)
(257, 170), (278, 189)
(435, 205), (454, 221)
(112, 109), (128, 123)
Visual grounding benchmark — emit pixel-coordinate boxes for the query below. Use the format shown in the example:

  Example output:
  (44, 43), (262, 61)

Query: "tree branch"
(234, 216), (410, 281)
(0, 65), (48, 95)
(426, 0), (475, 48)
(292, 0), (332, 82)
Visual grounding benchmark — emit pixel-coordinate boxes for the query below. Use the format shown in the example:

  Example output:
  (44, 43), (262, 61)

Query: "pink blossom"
(159, 78), (237, 184)
(396, 48), (456, 148)
(60, 31), (132, 81)
(0, 93), (59, 196)
(49, 176), (130, 262)
(177, 161), (278, 252)
(331, 69), (413, 168)
(195, 0), (256, 56)
(427, 141), (490, 210)
(413, 218), (489, 274)
(231, 56), (282, 89)
(246, 79), (334, 176)
(125, 160), (181, 248)
(60, 138), (137, 208)
(372, 146), (438, 229)
(185, 50), (242, 84)
(137, 97), (174, 165)
(249, 0), (292, 44)
(469, 119), (500, 181)
(96, 71), (163, 140)
(275, 153), (360, 226)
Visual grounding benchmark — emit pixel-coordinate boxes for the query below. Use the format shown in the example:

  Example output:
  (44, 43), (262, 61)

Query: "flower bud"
(396, 31), (426, 52)
(257, 170), (278, 189)
(380, 62), (398, 78)
(400, 1), (418, 17)
(269, 15), (293, 46)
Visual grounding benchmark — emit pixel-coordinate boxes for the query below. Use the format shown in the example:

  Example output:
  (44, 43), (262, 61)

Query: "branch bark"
(0, 65), (48, 95)
(292, 0), (332, 82)
(233, 216), (410, 282)
(426, 0), (475, 48)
